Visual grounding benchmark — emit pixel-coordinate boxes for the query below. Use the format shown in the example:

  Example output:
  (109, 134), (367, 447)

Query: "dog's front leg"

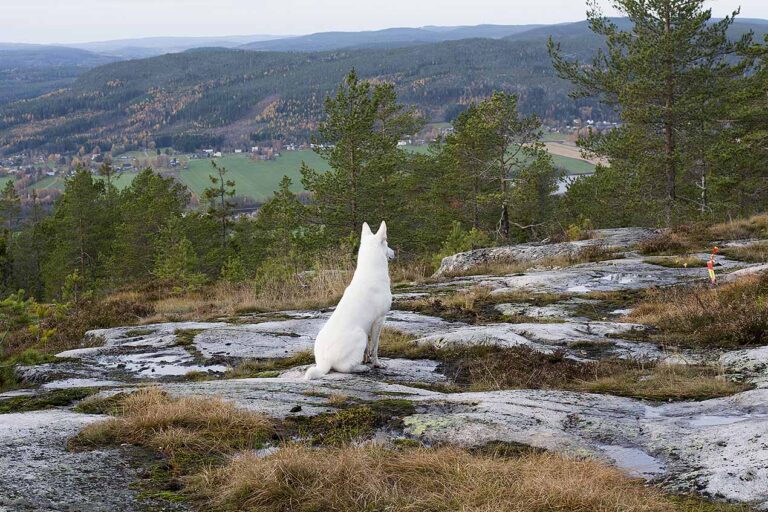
(369, 316), (386, 368)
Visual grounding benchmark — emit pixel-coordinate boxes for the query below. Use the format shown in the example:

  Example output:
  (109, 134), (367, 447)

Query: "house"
(234, 149), (243, 154)
(213, 151), (223, 158)
(397, 140), (408, 147)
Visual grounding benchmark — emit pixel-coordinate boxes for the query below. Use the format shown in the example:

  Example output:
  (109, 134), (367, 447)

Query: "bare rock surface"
(434, 227), (661, 276)
(2, 232), (768, 510)
(0, 410), (148, 512)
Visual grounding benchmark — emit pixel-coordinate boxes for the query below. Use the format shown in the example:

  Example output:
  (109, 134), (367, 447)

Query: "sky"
(3, 0), (767, 44)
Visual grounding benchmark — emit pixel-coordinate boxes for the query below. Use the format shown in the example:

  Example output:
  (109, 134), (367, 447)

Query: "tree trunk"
(500, 174), (509, 240)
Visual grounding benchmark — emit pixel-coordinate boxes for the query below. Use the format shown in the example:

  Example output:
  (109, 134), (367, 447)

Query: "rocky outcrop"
(434, 227), (661, 276)
(3, 234), (768, 510)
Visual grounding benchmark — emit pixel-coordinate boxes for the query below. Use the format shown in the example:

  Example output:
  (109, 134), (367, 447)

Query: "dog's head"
(361, 221), (395, 261)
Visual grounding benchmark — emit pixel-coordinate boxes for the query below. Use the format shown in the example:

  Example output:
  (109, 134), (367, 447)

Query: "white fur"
(305, 221), (394, 379)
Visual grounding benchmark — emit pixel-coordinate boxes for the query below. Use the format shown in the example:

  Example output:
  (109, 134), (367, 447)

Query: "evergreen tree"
(0, 181), (21, 231)
(42, 167), (112, 297)
(204, 161), (236, 255)
(11, 190), (46, 298)
(110, 168), (190, 283)
(706, 38), (768, 217)
(153, 218), (205, 290)
(549, 0), (754, 224)
(301, 69), (422, 239)
(442, 92), (553, 240)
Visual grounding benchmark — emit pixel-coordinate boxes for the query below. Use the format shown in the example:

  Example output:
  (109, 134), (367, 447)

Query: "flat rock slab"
(28, 308), (664, 386)
(0, 410), (145, 512)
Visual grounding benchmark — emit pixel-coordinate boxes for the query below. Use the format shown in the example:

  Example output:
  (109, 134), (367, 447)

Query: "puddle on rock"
(597, 444), (666, 478)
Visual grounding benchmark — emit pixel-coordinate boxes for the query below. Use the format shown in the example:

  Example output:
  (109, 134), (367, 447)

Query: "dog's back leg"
(334, 328), (368, 373)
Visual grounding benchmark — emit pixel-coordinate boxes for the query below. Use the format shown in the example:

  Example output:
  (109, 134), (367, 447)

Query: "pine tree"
(0, 181), (21, 231)
(549, 0), (754, 224)
(110, 168), (190, 283)
(301, 69), (422, 239)
(153, 218), (205, 290)
(41, 167), (112, 297)
(442, 92), (552, 240)
(204, 161), (236, 255)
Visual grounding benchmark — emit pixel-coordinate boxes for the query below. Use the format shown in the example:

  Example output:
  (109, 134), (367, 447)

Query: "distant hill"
(67, 35), (288, 59)
(0, 44), (118, 104)
(239, 24), (545, 51)
(0, 38), (598, 155)
(1, 18), (766, 155)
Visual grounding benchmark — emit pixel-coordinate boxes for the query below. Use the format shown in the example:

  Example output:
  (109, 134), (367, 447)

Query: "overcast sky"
(4, 0), (767, 44)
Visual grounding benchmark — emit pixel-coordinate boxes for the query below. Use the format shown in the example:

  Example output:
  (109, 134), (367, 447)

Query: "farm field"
(21, 172), (137, 194)
(551, 154), (595, 174)
(5, 145), (594, 204)
(181, 151), (330, 201)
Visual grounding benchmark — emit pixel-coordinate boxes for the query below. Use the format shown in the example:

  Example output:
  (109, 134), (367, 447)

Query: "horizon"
(4, 0), (767, 45)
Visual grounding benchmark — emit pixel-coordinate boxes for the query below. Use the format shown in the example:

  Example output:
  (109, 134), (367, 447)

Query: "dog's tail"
(304, 362), (331, 380)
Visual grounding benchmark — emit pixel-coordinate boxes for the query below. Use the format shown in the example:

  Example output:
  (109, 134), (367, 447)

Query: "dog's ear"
(361, 222), (373, 238)
(376, 221), (387, 239)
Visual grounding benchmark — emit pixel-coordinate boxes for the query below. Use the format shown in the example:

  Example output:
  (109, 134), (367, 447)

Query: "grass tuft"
(379, 332), (747, 400)
(644, 256), (708, 268)
(720, 241), (768, 263)
(69, 387), (275, 473)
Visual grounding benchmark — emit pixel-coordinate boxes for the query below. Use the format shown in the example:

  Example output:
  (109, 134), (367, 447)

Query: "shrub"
(431, 221), (492, 268)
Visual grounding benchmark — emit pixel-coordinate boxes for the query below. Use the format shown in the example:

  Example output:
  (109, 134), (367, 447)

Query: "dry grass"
(379, 331), (747, 399)
(644, 255), (708, 268)
(628, 273), (768, 348)
(224, 351), (314, 379)
(69, 388), (275, 470)
(573, 364), (749, 401)
(139, 257), (432, 323)
(708, 214), (768, 240)
(189, 444), (719, 512)
(145, 271), (351, 322)
(637, 231), (703, 256)
(390, 259), (434, 284)
(720, 241), (768, 263)
(71, 389), (748, 512)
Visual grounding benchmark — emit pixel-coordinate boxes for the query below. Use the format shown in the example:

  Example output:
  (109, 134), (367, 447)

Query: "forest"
(0, 0), (764, 358)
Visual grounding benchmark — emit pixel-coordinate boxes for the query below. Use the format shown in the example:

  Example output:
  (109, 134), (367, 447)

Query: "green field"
(20, 172), (137, 194)
(551, 154), (595, 174)
(30, 176), (65, 191)
(540, 132), (568, 142)
(182, 151), (330, 201)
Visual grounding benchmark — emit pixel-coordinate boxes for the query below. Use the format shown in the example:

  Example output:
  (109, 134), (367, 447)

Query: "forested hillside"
(0, 45), (116, 105)
(1, 18), (764, 156)
(0, 39), (595, 155)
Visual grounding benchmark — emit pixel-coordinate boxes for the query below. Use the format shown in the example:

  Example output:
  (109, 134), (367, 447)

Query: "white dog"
(304, 221), (394, 379)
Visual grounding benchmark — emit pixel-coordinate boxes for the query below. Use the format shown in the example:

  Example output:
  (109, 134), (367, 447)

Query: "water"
(597, 444), (666, 478)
